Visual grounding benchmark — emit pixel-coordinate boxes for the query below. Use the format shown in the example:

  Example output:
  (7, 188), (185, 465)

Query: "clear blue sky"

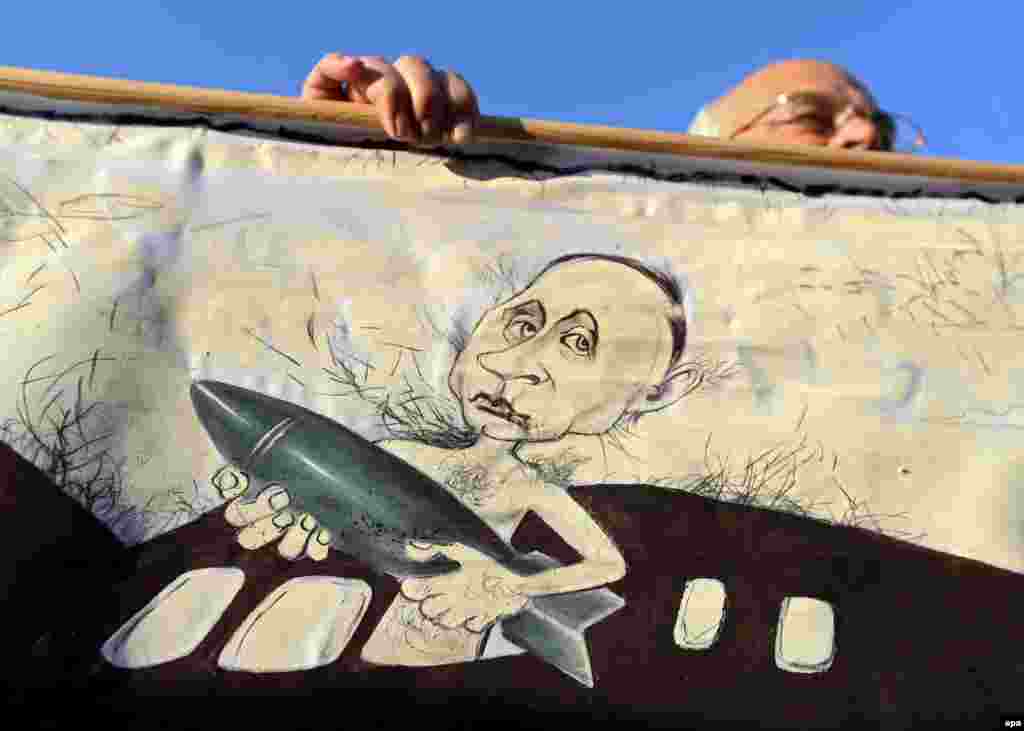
(5, 2), (1020, 163)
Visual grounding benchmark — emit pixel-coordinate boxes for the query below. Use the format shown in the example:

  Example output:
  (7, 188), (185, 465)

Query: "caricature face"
(449, 258), (677, 442)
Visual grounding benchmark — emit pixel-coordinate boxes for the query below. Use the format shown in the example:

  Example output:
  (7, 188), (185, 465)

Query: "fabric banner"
(1, 106), (1022, 706)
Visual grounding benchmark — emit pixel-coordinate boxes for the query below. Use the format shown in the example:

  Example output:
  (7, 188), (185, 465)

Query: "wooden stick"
(0, 65), (1021, 186)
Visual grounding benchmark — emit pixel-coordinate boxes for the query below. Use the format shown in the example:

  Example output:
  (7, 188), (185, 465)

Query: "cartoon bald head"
(450, 254), (690, 442)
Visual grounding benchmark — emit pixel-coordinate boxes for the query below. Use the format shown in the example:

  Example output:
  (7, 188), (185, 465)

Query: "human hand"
(399, 543), (528, 632)
(302, 53), (479, 147)
(210, 464), (332, 562)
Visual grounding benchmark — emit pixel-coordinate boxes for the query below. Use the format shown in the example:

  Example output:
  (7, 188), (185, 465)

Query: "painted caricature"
(210, 253), (696, 672)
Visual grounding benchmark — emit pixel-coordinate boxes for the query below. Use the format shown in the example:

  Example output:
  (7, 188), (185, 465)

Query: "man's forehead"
(741, 60), (876, 108)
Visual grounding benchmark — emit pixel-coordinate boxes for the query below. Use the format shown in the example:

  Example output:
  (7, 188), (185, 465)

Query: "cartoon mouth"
(471, 393), (530, 428)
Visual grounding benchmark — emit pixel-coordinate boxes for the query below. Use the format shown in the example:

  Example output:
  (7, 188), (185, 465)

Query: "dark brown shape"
(4, 446), (1022, 729)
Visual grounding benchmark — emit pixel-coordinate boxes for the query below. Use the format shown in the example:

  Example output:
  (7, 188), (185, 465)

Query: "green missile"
(190, 379), (624, 687)
(190, 379), (527, 577)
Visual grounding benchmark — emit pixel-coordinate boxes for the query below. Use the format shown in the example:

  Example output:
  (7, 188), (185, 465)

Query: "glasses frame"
(727, 91), (926, 153)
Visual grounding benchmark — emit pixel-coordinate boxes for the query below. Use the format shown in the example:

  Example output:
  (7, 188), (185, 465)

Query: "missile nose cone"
(189, 380), (219, 420)
(190, 380), (301, 469)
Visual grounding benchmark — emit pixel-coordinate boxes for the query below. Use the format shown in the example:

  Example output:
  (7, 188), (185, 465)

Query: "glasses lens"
(739, 92), (927, 154)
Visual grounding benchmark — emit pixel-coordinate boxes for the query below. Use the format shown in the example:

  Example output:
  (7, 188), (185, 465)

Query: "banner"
(1, 94), (1022, 721)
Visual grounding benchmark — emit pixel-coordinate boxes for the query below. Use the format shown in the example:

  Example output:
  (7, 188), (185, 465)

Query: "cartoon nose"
(477, 349), (545, 385)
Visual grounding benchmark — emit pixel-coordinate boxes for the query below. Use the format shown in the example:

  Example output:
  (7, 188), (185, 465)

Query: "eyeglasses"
(727, 91), (927, 153)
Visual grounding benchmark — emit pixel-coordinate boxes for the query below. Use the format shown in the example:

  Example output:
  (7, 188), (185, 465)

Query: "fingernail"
(269, 489), (290, 510)
(212, 466), (240, 493)
(300, 514), (316, 531)
(316, 530), (332, 546)
(273, 512), (294, 528)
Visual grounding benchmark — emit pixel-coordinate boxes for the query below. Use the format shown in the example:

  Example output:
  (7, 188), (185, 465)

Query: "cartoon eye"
(561, 332), (593, 357)
(504, 318), (538, 344)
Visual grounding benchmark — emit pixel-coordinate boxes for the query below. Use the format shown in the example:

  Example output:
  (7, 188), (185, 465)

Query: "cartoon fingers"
(213, 466), (332, 562)
(223, 481), (290, 527)
(236, 508), (296, 550)
(278, 512), (332, 562)
(400, 543), (528, 632)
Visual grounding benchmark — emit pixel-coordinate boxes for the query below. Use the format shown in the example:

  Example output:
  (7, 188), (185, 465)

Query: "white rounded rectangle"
(218, 576), (372, 673)
(774, 596), (836, 673)
(673, 578), (727, 650)
(102, 567), (245, 669)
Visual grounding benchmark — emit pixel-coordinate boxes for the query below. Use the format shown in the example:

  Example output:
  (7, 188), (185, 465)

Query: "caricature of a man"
(221, 253), (693, 667)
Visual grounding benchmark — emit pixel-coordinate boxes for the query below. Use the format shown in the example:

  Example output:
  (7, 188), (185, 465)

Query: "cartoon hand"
(399, 543), (528, 633)
(210, 465), (332, 562)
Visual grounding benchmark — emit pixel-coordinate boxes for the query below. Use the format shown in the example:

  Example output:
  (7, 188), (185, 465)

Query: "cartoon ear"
(634, 365), (704, 415)
(628, 384), (677, 417)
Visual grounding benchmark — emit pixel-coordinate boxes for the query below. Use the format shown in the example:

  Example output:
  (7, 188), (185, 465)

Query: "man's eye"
(504, 319), (538, 343)
(561, 332), (592, 357)
(790, 114), (833, 133)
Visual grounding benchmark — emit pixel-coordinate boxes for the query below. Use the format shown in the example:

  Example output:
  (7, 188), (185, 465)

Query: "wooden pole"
(0, 65), (1021, 186)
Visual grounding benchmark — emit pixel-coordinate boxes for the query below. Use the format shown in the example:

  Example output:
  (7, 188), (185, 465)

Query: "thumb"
(404, 541), (468, 563)
(407, 542), (487, 566)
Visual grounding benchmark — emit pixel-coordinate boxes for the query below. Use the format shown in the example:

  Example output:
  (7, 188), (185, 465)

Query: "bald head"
(695, 59), (885, 150)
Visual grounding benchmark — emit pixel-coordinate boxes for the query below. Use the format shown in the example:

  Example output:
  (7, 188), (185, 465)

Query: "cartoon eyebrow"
(557, 309), (597, 328)
(502, 300), (546, 327)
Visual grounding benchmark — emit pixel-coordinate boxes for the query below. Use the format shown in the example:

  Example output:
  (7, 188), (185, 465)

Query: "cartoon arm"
(401, 481), (626, 631)
(512, 481), (627, 596)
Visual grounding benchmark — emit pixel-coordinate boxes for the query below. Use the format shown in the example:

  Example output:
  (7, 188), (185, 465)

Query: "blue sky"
(5, 2), (1020, 163)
